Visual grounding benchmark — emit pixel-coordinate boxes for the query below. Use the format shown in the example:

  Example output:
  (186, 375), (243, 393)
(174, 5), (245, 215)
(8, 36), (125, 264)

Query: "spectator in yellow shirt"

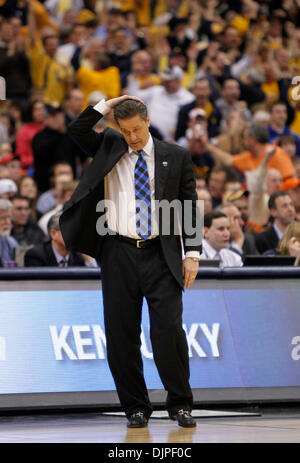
(76, 53), (121, 107)
(26, 0), (71, 103)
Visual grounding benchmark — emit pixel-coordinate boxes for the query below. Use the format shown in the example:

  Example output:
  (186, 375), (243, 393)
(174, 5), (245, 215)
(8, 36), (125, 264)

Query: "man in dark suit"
(255, 191), (296, 255)
(59, 95), (202, 428)
(25, 211), (96, 267)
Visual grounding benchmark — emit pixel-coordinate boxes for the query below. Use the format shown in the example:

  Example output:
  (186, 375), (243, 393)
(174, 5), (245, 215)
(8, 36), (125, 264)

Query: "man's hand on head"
(105, 95), (145, 111)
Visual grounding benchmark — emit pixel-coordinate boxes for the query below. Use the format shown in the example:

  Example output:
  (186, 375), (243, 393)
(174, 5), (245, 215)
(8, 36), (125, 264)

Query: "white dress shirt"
(200, 239), (243, 267)
(93, 100), (200, 259)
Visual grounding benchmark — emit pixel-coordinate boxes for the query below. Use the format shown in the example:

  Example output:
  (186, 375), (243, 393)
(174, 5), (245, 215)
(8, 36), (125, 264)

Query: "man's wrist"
(93, 99), (110, 116)
(185, 251), (200, 261)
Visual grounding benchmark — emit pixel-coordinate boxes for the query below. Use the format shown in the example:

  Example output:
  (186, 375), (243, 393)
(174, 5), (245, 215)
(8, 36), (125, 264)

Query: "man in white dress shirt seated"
(200, 210), (243, 267)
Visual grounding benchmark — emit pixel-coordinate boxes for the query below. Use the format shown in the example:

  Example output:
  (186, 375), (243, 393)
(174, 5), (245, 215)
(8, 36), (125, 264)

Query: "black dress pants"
(100, 234), (193, 418)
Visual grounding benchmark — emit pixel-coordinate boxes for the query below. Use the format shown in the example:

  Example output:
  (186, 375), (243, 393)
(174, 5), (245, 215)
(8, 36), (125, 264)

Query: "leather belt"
(115, 234), (160, 249)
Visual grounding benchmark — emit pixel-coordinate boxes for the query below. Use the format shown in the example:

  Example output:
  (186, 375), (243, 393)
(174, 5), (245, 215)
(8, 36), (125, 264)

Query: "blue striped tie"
(134, 150), (152, 240)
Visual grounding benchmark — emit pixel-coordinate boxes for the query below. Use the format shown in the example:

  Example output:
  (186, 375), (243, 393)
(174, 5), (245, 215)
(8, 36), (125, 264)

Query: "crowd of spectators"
(0, 0), (300, 268)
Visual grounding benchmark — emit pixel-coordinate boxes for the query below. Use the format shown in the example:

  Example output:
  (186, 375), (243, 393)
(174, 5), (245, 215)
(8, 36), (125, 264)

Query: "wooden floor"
(0, 407), (300, 443)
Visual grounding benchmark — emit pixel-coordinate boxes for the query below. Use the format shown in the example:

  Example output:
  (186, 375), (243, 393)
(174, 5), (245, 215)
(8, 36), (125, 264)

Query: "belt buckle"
(136, 239), (145, 248)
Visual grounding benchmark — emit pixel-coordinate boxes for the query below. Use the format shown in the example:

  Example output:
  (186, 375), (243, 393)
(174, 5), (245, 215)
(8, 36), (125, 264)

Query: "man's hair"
(210, 165), (239, 182)
(247, 123), (269, 144)
(204, 210), (227, 229)
(0, 198), (12, 211)
(47, 211), (62, 236)
(114, 99), (148, 124)
(222, 77), (240, 88)
(270, 101), (287, 112)
(268, 191), (289, 210)
(11, 195), (30, 205)
(192, 77), (210, 88)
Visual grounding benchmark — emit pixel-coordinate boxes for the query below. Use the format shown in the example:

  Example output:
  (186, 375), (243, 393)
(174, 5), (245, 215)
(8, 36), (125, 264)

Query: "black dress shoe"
(127, 411), (149, 428)
(169, 409), (196, 428)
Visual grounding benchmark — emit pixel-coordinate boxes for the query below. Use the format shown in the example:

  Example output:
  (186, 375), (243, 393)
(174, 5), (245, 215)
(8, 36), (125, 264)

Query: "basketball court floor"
(0, 406), (299, 443)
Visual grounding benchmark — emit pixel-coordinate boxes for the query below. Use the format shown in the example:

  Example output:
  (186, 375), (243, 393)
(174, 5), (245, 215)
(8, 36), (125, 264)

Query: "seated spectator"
(0, 178), (17, 199)
(36, 161), (74, 216)
(267, 102), (300, 156)
(0, 198), (19, 267)
(24, 211), (97, 267)
(15, 100), (46, 171)
(11, 195), (45, 246)
(255, 192), (296, 255)
(218, 203), (259, 258)
(38, 180), (78, 236)
(199, 211), (243, 267)
(17, 176), (39, 220)
(281, 178), (300, 222)
(276, 221), (300, 266)
(204, 123), (297, 181)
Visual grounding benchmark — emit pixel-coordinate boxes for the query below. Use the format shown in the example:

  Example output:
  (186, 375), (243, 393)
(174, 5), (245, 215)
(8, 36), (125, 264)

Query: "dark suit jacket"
(59, 105), (202, 288)
(254, 225), (279, 255)
(243, 233), (260, 256)
(24, 241), (85, 267)
(229, 233), (259, 258)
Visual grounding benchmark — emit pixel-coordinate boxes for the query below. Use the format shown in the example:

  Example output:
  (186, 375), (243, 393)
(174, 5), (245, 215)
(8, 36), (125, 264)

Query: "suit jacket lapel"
(153, 138), (169, 201)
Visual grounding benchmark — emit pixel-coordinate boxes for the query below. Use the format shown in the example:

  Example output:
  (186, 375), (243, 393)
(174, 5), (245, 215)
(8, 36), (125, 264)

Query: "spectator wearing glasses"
(11, 195), (45, 246)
